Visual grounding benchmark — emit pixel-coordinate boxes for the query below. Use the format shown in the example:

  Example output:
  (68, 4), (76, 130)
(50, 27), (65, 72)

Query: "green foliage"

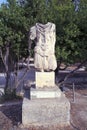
(53, 0), (87, 63)
(0, 0), (28, 61)
(0, 0), (87, 64)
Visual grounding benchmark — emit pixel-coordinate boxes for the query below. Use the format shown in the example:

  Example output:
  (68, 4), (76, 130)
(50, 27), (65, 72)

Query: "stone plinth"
(36, 72), (55, 88)
(22, 71), (70, 128)
(22, 94), (70, 127)
(30, 87), (61, 99)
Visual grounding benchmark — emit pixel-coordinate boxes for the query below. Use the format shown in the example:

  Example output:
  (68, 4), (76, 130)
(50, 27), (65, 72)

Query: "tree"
(50, 0), (87, 65)
(0, 0), (28, 93)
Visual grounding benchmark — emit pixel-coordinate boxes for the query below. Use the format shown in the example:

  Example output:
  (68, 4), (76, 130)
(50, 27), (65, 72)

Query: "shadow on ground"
(0, 104), (22, 126)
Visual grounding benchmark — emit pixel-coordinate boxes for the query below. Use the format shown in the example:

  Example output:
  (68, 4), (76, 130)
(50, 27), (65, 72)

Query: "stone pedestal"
(22, 93), (70, 127)
(22, 72), (70, 128)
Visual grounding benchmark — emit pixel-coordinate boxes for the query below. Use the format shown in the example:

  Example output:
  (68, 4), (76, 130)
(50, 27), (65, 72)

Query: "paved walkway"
(0, 66), (87, 95)
(0, 100), (22, 107)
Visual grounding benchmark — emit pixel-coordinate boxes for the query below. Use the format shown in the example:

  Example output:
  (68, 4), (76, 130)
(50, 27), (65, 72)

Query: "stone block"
(30, 87), (61, 99)
(36, 72), (55, 88)
(22, 95), (70, 127)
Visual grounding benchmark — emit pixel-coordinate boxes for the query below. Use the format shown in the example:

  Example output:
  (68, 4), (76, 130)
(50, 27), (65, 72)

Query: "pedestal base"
(22, 94), (70, 128)
(22, 71), (70, 128)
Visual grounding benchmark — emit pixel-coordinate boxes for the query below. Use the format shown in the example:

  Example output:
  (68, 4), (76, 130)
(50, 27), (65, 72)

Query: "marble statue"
(29, 22), (57, 71)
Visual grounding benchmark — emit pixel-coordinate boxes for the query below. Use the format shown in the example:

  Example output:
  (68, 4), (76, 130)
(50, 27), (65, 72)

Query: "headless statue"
(29, 22), (57, 72)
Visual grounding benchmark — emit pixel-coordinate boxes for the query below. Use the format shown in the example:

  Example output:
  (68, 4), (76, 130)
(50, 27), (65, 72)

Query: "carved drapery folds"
(29, 22), (57, 71)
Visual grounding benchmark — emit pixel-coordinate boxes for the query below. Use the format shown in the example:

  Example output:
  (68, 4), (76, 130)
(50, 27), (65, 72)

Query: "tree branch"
(58, 59), (87, 87)
(15, 68), (30, 88)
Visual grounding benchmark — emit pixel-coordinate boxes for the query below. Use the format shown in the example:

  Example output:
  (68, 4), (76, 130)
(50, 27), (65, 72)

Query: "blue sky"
(0, 0), (7, 5)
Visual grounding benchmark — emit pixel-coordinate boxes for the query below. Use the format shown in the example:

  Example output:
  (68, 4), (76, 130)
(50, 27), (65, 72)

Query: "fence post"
(73, 83), (75, 103)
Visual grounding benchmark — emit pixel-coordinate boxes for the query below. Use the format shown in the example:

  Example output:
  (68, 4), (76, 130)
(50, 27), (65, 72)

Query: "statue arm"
(28, 26), (36, 55)
(28, 35), (32, 56)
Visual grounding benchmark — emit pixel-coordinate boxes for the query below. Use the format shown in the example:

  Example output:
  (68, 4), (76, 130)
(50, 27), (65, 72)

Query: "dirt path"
(65, 89), (87, 130)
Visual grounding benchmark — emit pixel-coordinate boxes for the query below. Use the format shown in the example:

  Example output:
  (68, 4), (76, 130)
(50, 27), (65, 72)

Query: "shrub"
(0, 88), (22, 103)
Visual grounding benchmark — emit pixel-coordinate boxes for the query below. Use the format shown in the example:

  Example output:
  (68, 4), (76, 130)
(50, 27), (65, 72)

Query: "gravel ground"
(0, 103), (22, 130)
(0, 89), (87, 130)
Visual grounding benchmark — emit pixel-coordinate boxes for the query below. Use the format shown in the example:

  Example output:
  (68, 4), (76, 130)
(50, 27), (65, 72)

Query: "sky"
(0, 0), (7, 5)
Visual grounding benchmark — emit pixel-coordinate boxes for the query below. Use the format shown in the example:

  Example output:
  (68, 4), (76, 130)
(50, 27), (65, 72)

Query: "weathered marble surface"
(30, 86), (61, 99)
(22, 94), (70, 127)
(29, 22), (57, 71)
(22, 65), (70, 128)
(36, 71), (55, 88)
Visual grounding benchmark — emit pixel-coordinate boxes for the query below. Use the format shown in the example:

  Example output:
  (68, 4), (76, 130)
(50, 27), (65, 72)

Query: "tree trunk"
(4, 44), (10, 94)
(4, 71), (10, 94)
(0, 44), (10, 94)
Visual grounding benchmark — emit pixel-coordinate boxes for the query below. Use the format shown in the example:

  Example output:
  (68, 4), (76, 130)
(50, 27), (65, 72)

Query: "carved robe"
(29, 22), (57, 71)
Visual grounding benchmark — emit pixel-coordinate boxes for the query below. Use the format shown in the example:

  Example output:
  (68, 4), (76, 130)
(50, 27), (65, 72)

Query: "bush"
(0, 88), (22, 103)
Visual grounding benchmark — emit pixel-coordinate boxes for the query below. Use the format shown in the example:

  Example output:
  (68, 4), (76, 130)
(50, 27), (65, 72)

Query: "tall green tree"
(0, 0), (28, 92)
